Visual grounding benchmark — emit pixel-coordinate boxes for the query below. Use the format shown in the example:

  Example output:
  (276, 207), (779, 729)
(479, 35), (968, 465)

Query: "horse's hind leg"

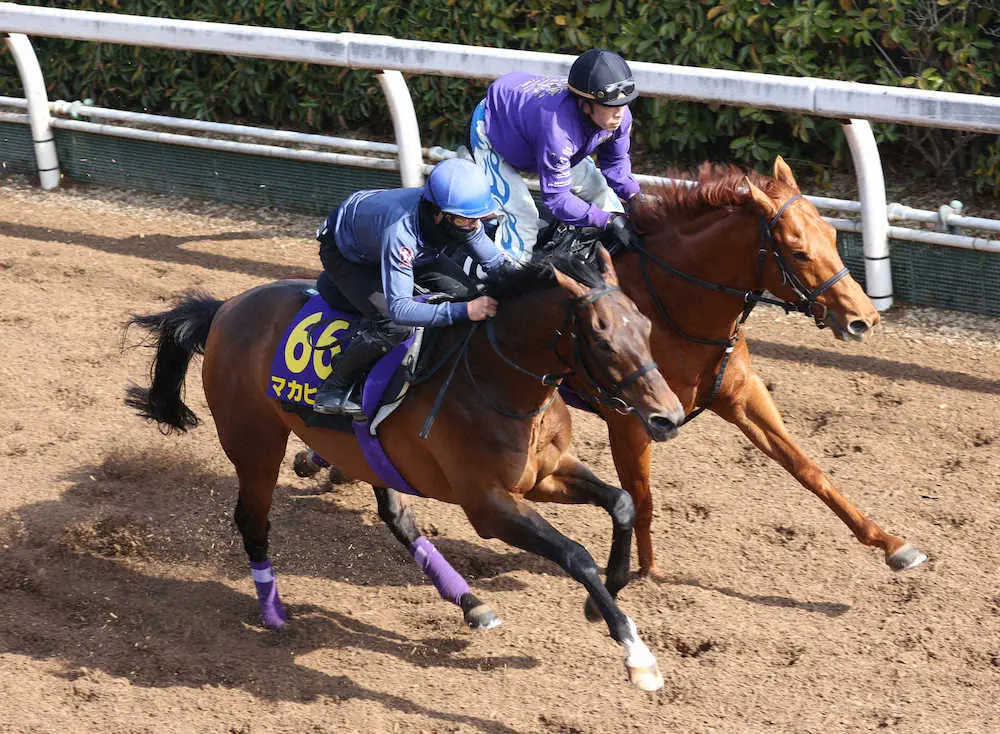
(373, 487), (500, 630)
(527, 453), (635, 623)
(463, 487), (662, 691)
(221, 417), (292, 629)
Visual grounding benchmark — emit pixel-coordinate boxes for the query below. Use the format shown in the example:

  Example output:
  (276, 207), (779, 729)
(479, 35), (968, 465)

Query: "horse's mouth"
(838, 330), (870, 343)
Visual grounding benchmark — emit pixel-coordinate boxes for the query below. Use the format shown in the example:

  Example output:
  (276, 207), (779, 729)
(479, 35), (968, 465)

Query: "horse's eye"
(792, 251), (810, 262)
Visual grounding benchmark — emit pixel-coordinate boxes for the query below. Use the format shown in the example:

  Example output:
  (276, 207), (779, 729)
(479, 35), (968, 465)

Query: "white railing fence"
(3, 2), (1000, 310)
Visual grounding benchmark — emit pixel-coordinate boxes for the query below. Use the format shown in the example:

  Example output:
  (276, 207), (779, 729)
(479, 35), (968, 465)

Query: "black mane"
(485, 225), (608, 300)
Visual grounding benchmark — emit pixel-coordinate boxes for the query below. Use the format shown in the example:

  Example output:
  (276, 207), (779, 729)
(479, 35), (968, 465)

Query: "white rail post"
(377, 70), (424, 187)
(841, 119), (892, 311)
(4, 32), (60, 189)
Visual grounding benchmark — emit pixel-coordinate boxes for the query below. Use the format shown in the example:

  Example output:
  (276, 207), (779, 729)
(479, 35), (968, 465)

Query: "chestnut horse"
(593, 157), (927, 576)
(125, 243), (685, 691)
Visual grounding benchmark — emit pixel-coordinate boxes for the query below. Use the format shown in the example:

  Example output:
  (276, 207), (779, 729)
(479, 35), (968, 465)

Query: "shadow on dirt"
(0, 220), (313, 281)
(675, 578), (851, 617)
(749, 338), (1000, 395)
(48, 446), (558, 591)
(0, 462), (536, 732)
(0, 549), (528, 733)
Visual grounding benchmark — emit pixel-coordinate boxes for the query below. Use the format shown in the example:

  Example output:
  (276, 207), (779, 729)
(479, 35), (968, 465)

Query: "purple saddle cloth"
(269, 292), (423, 496)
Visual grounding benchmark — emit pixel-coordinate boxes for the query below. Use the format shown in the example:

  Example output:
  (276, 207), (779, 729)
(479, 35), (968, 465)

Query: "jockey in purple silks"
(312, 157), (516, 418)
(465, 49), (643, 262)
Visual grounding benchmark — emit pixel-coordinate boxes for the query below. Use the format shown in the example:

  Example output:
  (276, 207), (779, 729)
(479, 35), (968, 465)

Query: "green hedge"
(1, 0), (997, 191)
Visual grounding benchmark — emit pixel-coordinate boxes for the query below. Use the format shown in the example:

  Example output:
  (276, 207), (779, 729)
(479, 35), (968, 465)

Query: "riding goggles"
(569, 79), (637, 105)
(445, 212), (497, 231)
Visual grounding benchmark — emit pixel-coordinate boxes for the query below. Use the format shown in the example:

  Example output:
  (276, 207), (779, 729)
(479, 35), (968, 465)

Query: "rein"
(421, 282), (658, 432)
(631, 192), (848, 423)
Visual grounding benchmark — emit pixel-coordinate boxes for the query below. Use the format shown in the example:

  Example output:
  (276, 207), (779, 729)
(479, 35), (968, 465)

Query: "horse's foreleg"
(373, 487), (500, 630)
(605, 414), (660, 578)
(463, 487), (662, 691)
(716, 373), (927, 571)
(527, 453), (635, 622)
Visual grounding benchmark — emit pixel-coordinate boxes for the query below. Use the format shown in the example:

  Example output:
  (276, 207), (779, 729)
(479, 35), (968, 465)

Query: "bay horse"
(125, 242), (685, 691)
(324, 157), (927, 597)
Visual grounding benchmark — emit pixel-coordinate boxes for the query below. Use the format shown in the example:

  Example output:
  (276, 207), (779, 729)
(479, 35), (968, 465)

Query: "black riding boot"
(313, 335), (389, 418)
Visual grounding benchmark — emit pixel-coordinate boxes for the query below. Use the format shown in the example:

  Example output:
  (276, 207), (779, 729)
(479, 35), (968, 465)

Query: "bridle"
(630, 192), (848, 422)
(418, 281), (659, 435)
(468, 283), (659, 420)
(635, 193), (848, 332)
(560, 284), (661, 415)
(757, 194), (850, 326)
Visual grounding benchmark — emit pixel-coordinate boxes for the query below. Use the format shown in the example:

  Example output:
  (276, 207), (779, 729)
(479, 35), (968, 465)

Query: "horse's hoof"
(260, 607), (288, 630)
(886, 543), (928, 571)
(327, 466), (351, 486)
(626, 661), (664, 692)
(292, 450), (321, 478)
(636, 565), (669, 583)
(464, 603), (502, 630)
(584, 597), (602, 623)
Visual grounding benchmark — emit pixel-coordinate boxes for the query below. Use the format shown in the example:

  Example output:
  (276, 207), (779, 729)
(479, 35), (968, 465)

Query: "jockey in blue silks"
(466, 49), (643, 262)
(313, 158), (515, 417)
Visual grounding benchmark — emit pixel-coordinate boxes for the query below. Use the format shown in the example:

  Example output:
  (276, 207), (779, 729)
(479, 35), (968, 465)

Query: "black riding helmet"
(567, 49), (639, 107)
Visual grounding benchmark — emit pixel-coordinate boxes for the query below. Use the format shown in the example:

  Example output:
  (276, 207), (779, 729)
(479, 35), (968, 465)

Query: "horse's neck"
(660, 207), (760, 282)
(481, 289), (567, 401)
(642, 207), (762, 332)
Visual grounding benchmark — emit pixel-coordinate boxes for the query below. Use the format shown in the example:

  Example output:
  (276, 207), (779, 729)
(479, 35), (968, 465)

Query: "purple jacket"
(482, 71), (641, 229)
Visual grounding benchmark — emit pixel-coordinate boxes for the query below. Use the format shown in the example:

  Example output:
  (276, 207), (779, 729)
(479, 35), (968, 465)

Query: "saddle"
(267, 280), (457, 497)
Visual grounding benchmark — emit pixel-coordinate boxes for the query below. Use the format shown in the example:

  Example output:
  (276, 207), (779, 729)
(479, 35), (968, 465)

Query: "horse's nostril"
(649, 415), (677, 433)
(848, 320), (870, 336)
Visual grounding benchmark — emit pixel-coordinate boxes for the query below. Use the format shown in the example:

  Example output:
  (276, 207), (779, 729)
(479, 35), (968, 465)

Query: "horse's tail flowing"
(124, 291), (224, 434)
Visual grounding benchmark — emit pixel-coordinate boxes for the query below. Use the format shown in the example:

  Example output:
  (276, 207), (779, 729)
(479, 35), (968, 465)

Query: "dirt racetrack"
(1, 177), (999, 734)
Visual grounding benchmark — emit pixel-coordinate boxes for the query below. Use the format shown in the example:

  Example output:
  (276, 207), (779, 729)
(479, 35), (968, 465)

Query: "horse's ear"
(773, 156), (800, 192)
(552, 266), (589, 299)
(597, 245), (619, 287)
(743, 176), (779, 218)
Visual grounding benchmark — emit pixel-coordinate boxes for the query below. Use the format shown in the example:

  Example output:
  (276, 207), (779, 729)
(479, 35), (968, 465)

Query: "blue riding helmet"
(422, 158), (497, 218)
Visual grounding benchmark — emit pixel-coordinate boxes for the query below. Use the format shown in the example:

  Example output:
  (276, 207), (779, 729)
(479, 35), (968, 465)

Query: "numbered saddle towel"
(268, 288), (423, 496)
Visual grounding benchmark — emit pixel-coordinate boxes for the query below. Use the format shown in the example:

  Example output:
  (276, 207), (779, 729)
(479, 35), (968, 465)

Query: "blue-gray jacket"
(325, 188), (506, 327)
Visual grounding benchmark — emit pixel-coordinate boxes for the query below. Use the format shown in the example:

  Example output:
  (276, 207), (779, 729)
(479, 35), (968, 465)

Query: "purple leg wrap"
(249, 559), (288, 629)
(309, 450), (330, 469)
(408, 535), (470, 606)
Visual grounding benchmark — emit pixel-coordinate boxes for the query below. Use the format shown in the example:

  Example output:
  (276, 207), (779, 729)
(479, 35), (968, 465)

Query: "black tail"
(124, 291), (224, 434)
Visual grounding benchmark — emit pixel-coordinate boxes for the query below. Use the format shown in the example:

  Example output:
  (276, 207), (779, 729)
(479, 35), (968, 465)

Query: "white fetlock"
(621, 617), (664, 692)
